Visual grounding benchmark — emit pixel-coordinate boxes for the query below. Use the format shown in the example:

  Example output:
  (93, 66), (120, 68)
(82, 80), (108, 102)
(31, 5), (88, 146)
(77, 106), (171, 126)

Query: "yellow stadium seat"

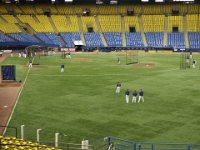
(98, 15), (121, 32)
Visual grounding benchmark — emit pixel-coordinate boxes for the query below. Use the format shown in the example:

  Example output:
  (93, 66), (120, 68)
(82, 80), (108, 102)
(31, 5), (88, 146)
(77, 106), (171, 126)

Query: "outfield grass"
(2, 52), (200, 147)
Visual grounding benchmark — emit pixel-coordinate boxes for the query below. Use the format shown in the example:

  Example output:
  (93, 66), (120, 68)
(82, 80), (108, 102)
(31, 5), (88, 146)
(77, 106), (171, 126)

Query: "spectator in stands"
(132, 90), (137, 103)
(125, 89), (130, 103)
(138, 89), (144, 103)
(192, 60), (197, 68)
(61, 63), (64, 72)
(116, 82), (121, 93)
(28, 59), (32, 68)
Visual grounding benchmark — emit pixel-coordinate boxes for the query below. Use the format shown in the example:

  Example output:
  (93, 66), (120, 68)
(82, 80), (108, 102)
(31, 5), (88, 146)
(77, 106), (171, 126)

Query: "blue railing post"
(188, 144), (190, 150)
(151, 144), (154, 150)
(133, 143), (137, 150)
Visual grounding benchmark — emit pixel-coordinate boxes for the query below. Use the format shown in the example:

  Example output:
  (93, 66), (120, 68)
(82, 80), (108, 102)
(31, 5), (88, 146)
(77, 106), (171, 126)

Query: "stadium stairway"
(94, 15), (107, 47)
(164, 16), (168, 47)
(77, 16), (86, 46)
(183, 15), (189, 48)
(49, 16), (59, 33)
(138, 15), (147, 47)
(121, 15), (126, 47)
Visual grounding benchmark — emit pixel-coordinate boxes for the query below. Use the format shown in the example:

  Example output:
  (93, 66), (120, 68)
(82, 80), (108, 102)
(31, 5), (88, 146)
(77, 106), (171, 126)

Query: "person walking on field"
(125, 89), (130, 103)
(132, 90), (137, 103)
(61, 63), (64, 73)
(116, 82), (121, 93)
(138, 89), (144, 103)
(192, 60), (197, 68)
(28, 59), (32, 68)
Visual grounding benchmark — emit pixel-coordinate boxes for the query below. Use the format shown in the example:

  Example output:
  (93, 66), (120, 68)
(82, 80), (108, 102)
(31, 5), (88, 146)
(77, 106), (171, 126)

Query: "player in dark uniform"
(132, 90), (137, 103)
(125, 89), (130, 103)
(116, 82), (121, 93)
(61, 63), (64, 72)
(138, 89), (144, 103)
(192, 60), (197, 68)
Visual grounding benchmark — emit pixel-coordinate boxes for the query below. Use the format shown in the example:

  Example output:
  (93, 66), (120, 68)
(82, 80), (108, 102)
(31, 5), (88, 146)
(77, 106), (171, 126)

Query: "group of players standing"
(116, 82), (144, 104)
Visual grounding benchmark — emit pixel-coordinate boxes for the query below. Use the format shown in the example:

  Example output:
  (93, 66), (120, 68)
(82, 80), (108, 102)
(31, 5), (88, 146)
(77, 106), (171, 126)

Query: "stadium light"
(173, 0), (194, 1)
(141, 0), (149, 2)
(96, 0), (103, 4)
(155, 0), (164, 2)
(110, 0), (118, 4)
(65, 0), (73, 2)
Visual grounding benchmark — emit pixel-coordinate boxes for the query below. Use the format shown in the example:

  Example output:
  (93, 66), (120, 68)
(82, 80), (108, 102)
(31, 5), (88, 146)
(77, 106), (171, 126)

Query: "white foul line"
(3, 58), (34, 136)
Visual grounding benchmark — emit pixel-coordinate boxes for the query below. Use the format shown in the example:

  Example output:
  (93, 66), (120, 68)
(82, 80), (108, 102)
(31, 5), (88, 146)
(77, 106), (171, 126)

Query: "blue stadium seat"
(9, 33), (39, 43)
(126, 32), (144, 47)
(145, 32), (164, 47)
(84, 33), (104, 47)
(35, 33), (63, 47)
(103, 32), (123, 47)
(0, 34), (15, 42)
(188, 32), (200, 49)
(60, 33), (81, 47)
(167, 32), (185, 48)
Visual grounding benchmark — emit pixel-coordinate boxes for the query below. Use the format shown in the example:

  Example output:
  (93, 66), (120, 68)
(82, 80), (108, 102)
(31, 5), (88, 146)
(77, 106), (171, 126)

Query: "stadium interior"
(0, 0), (200, 149)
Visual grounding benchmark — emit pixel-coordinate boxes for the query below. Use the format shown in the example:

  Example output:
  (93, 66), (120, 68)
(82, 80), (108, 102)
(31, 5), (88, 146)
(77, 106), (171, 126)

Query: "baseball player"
(116, 82), (121, 93)
(132, 90), (137, 103)
(138, 89), (144, 103)
(61, 63), (64, 72)
(125, 89), (130, 103)
(192, 60), (197, 68)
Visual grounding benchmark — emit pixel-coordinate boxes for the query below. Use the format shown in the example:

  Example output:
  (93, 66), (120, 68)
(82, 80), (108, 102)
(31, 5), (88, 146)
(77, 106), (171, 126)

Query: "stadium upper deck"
(0, 3), (199, 50)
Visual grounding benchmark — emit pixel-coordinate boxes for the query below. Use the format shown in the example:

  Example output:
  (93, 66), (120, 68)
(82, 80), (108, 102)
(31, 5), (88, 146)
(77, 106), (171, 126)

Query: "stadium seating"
(104, 32), (123, 47)
(9, 33), (39, 43)
(0, 33), (15, 42)
(98, 15), (121, 32)
(56, 5), (75, 15)
(98, 5), (118, 15)
(126, 32), (144, 47)
(188, 32), (200, 49)
(35, 4), (58, 14)
(143, 5), (162, 14)
(167, 32), (185, 48)
(75, 5), (97, 15)
(0, 15), (21, 33)
(0, 136), (59, 150)
(119, 5), (142, 15)
(187, 15), (200, 32)
(51, 15), (79, 32)
(168, 16), (183, 32)
(142, 15), (165, 32)
(35, 33), (63, 47)
(19, 4), (36, 14)
(145, 32), (164, 47)
(81, 16), (98, 32)
(60, 32), (81, 47)
(124, 16), (140, 32)
(18, 15), (54, 32)
(84, 33), (104, 47)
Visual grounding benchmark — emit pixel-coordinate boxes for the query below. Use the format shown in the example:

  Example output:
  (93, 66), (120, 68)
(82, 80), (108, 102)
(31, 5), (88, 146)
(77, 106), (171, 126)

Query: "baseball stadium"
(0, 0), (200, 149)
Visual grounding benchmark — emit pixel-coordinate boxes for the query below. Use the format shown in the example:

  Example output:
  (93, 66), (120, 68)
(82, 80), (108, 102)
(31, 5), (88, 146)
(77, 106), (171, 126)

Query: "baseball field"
(2, 52), (200, 147)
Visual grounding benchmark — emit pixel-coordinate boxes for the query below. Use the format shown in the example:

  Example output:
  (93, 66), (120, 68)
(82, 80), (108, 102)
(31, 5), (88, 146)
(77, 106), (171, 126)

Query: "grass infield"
(2, 52), (200, 146)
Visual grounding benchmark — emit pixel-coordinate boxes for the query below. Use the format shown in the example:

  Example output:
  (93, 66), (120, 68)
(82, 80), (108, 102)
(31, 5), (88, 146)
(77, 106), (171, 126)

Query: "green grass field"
(2, 52), (200, 147)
